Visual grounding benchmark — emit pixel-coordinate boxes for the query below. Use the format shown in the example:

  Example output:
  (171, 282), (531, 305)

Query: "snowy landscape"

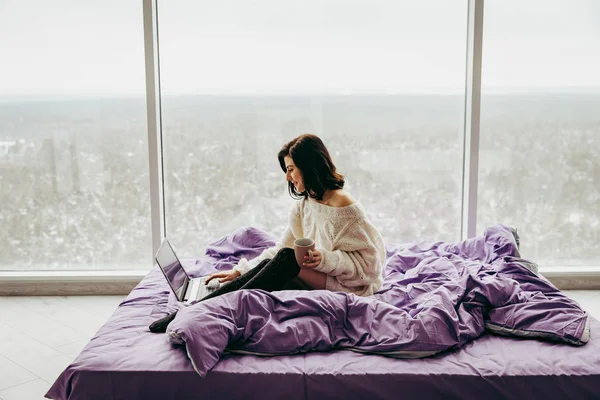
(0, 93), (598, 270)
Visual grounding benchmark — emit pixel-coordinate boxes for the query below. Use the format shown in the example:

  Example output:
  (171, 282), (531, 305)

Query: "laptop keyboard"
(188, 277), (221, 301)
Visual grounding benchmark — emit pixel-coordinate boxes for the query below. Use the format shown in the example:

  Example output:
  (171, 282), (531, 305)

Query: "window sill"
(0, 270), (147, 295)
(0, 267), (599, 295)
(539, 266), (600, 290)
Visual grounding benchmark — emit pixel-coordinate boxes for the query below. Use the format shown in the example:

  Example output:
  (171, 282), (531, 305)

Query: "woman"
(150, 134), (386, 333)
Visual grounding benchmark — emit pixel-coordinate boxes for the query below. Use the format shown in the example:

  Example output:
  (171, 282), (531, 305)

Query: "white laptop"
(154, 238), (220, 303)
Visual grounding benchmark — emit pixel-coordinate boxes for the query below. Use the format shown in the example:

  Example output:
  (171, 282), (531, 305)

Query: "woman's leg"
(233, 247), (301, 292)
(297, 267), (327, 290)
(197, 259), (271, 301)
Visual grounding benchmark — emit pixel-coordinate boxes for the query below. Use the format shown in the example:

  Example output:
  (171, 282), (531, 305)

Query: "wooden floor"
(0, 291), (599, 400)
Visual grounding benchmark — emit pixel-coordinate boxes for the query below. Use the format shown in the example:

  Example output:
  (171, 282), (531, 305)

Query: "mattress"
(46, 266), (600, 400)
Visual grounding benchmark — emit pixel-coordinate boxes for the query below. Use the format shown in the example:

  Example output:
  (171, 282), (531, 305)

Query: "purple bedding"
(46, 225), (600, 400)
(167, 224), (588, 376)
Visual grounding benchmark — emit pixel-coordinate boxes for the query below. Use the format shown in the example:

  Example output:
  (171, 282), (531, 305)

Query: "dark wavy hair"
(277, 134), (345, 201)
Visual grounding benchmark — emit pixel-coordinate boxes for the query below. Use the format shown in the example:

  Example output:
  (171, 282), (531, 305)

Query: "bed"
(46, 226), (600, 400)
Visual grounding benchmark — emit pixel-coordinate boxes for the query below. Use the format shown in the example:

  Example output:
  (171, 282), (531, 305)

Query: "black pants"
(149, 247), (302, 333)
(200, 247), (303, 300)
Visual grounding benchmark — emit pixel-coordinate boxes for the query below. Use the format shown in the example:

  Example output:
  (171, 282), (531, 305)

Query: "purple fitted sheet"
(47, 266), (600, 400)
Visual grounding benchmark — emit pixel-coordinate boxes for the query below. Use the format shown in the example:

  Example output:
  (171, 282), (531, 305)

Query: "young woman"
(149, 134), (386, 333)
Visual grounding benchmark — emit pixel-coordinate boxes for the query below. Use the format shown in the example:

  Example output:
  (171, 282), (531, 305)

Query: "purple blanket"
(166, 225), (590, 377)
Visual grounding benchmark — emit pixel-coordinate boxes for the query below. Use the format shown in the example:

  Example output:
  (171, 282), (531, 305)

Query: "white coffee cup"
(294, 238), (315, 267)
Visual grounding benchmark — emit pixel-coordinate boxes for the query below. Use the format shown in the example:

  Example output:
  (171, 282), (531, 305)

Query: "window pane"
(479, 0), (600, 266)
(158, 0), (467, 256)
(0, 1), (151, 270)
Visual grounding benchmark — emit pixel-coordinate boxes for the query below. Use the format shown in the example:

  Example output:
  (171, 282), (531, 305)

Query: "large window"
(4, 1), (596, 274)
(0, 1), (151, 270)
(158, 0), (468, 256)
(478, 0), (600, 266)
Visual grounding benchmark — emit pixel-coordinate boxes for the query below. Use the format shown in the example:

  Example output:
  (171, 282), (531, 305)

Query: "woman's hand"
(205, 269), (241, 285)
(302, 249), (322, 268)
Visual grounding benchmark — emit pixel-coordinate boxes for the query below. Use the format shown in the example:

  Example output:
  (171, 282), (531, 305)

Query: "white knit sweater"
(234, 198), (386, 296)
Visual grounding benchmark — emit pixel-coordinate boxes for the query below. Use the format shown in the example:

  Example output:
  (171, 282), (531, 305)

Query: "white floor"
(0, 292), (599, 400)
(0, 295), (125, 400)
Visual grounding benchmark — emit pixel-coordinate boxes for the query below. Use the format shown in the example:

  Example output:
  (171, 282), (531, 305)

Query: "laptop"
(154, 238), (221, 303)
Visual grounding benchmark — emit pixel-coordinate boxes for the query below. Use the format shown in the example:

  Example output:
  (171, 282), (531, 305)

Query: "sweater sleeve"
(233, 202), (300, 275)
(313, 219), (384, 285)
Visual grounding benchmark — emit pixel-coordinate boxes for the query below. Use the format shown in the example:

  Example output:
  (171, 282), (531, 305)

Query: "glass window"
(479, 0), (600, 266)
(158, 0), (468, 256)
(0, 0), (151, 270)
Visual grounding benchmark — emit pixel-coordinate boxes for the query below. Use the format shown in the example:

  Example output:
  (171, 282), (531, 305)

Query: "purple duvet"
(46, 224), (598, 400)
(165, 224), (589, 377)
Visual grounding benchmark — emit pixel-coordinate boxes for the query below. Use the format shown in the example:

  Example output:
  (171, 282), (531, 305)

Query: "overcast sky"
(0, 0), (599, 96)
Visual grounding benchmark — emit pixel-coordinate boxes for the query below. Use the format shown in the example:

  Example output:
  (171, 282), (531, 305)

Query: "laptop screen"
(155, 239), (188, 301)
